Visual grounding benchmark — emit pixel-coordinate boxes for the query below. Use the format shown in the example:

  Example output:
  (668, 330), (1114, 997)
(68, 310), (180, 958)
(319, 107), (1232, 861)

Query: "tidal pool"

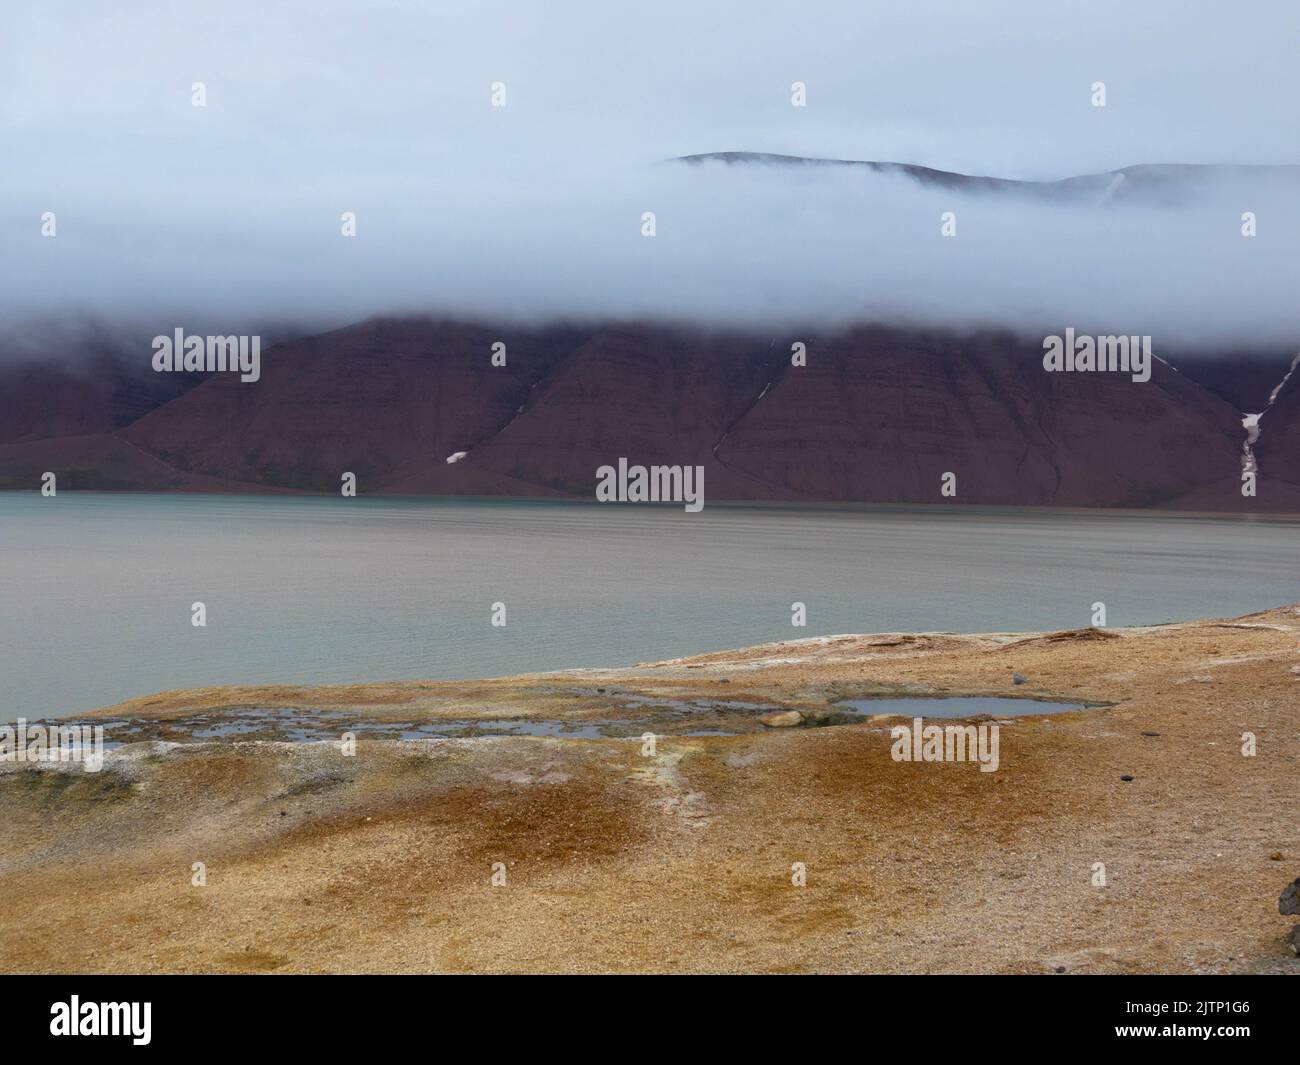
(834, 696), (1103, 719)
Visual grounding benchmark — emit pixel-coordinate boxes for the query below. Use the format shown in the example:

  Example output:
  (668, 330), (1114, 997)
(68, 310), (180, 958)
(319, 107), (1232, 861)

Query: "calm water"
(2, 493), (1297, 721)
(835, 697), (1096, 719)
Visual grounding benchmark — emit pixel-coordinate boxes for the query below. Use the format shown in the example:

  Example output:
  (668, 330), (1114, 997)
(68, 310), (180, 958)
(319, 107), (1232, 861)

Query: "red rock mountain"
(1, 316), (1296, 511)
(1254, 357), (1300, 489)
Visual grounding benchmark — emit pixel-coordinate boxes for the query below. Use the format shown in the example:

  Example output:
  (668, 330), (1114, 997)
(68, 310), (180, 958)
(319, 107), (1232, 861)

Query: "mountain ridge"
(2, 316), (1296, 512)
(675, 152), (1300, 204)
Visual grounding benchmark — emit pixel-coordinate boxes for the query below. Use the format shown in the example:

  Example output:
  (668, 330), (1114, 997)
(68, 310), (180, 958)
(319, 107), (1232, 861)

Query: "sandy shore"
(2, 605), (1298, 974)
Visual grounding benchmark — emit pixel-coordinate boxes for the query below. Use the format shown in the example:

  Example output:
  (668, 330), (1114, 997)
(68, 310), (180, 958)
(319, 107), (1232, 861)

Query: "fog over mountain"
(2, 1), (1298, 346)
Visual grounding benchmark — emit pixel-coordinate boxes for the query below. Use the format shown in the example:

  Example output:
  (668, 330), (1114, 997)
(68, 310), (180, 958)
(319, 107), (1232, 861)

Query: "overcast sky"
(2, 1), (1298, 343)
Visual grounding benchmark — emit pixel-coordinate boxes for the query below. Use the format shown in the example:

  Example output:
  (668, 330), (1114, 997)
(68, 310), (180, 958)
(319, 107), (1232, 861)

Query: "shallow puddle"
(834, 696), (1100, 719)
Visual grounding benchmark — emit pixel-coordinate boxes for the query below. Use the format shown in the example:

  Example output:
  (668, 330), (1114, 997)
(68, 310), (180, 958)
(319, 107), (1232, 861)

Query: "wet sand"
(2, 605), (1298, 973)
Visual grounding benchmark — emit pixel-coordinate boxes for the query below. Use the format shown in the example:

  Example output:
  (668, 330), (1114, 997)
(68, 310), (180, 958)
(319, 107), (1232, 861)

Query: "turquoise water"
(2, 493), (1297, 721)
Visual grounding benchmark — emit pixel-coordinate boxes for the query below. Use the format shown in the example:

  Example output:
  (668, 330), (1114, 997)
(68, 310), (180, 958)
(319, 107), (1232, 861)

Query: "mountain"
(2, 154), (1295, 508)
(0, 335), (206, 446)
(2, 315), (1296, 511)
(1254, 355), (1300, 487)
(676, 152), (1300, 205)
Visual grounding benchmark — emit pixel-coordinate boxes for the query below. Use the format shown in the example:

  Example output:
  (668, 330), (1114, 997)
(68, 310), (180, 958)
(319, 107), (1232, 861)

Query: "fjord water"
(3, 492), (1297, 722)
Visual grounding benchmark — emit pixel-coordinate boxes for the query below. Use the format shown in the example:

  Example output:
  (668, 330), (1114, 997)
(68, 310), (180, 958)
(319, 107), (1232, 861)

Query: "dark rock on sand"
(1280, 877), (1300, 915)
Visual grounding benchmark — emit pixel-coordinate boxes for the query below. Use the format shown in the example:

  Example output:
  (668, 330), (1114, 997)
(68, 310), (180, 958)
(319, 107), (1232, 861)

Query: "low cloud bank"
(4, 2), (1297, 352)
(4, 158), (1297, 352)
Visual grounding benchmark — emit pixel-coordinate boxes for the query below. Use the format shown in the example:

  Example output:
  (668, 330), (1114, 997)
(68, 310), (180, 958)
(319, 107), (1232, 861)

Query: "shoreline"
(2, 604), (1298, 973)
(5, 487), (1300, 521)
